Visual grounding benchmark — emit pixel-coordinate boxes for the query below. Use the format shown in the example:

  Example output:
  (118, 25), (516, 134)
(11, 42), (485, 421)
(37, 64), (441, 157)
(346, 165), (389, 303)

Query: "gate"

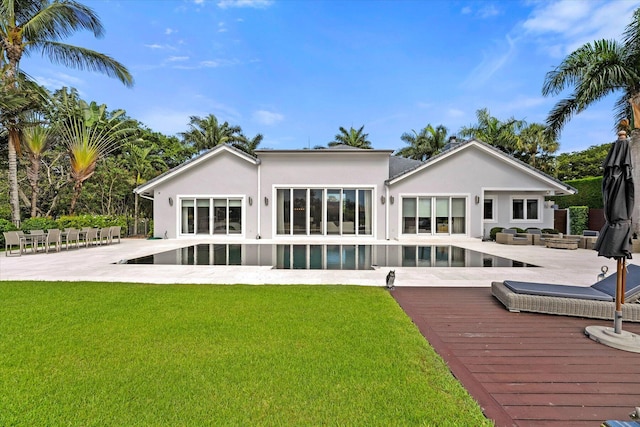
(554, 209), (567, 234)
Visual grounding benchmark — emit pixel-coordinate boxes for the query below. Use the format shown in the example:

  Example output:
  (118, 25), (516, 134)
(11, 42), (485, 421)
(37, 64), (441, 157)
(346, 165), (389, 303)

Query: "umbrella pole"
(614, 258), (625, 334)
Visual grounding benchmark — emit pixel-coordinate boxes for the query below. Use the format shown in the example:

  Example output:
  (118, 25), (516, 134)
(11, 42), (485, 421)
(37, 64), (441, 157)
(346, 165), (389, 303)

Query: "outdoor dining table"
(21, 231), (46, 253)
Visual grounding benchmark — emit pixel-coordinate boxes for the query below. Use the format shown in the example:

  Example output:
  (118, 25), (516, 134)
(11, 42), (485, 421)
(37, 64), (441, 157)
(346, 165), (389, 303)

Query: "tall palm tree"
(542, 7), (640, 232)
(22, 116), (52, 217)
(1, 0), (133, 225)
(59, 101), (136, 214)
(123, 141), (166, 235)
(459, 108), (524, 156)
(180, 114), (243, 152)
(397, 124), (448, 161)
(328, 125), (372, 149)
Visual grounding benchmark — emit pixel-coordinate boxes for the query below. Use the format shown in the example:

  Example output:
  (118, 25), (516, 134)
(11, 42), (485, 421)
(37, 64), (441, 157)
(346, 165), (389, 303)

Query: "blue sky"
(22, 0), (640, 153)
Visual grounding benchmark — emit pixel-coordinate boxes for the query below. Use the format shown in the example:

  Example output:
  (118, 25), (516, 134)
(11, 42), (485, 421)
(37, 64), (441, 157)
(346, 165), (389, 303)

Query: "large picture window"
(276, 187), (373, 236)
(180, 197), (243, 236)
(402, 196), (466, 236)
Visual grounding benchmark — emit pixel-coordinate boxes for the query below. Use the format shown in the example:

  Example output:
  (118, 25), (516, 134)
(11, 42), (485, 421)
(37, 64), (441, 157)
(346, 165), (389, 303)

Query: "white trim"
(483, 196), (497, 223)
(176, 194), (247, 238)
(398, 193), (470, 237)
(509, 195), (543, 223)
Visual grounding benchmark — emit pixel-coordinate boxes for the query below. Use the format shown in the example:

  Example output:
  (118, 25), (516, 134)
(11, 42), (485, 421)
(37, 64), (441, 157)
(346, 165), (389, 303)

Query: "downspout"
(256, 159), (261, 239)
(385, 183), (390, 240)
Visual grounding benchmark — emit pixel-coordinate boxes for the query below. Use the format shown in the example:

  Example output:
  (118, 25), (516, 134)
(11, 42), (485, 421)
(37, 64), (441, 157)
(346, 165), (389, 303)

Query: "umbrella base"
(585, 325), (640, 353)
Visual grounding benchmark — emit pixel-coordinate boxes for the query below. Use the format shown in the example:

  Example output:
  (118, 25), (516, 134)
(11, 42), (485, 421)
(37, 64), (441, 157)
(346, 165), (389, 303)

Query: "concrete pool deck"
(0, 237), (626, 287)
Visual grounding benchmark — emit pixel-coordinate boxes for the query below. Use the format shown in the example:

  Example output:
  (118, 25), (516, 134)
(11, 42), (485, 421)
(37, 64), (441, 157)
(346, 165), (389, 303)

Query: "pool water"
(120, 244), (537, 269)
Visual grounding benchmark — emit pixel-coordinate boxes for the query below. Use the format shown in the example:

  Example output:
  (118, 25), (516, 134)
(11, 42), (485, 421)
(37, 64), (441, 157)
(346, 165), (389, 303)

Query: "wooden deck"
(392, 287), (640, 427)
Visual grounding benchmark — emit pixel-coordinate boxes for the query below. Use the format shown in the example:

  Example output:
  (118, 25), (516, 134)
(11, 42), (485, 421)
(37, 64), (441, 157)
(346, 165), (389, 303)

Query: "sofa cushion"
(504, 281), (614, 301)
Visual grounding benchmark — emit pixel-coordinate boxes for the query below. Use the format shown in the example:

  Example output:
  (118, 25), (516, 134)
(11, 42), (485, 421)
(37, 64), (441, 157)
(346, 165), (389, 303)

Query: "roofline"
(255, 148), (395, 154)
(386, 139), (577, 195)
(134, 144), (258, 195)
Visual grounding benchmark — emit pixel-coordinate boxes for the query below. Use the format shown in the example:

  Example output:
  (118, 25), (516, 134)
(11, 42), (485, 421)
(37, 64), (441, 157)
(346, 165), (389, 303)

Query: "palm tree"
(328, 125), (372, 149)
(397, 124), (448, 161)
(459, 108), (524, 156)
(59, 101), (136, 214)
(542, 7), (640, 232)
(180, 114), (243, 152)
(22, 116), (52, 217)
(1, 0), (133, 225)
(517, 123), (559, 172)
(232, 133), (263, 156)
(123, 141), (166, 235)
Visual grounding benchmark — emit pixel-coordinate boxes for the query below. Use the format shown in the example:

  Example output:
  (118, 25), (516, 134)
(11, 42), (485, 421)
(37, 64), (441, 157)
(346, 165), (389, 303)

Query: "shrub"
(542, 228), (560, 234)
(57, 215), (127, 234)
(551, 177), (603, 209)
(20, 217), (58, 232)
(489, 227), (504, 241)
(568, 206), (589, 235)
(0, 219), (19, 247)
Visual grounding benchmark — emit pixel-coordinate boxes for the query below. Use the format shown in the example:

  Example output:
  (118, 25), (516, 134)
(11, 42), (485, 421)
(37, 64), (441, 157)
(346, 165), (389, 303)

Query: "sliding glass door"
(180, 197), (243, 236)
(276, 187), (373, 236)
(401, 196), (466, 236)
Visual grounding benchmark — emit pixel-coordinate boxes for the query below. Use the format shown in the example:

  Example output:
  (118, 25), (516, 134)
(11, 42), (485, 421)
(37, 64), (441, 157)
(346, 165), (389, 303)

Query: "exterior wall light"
(248, 196), (253, 206)
(264, 197), (269, 206)
(168, 197), (173, 206)
(475, 195), (480, 204)
(390, 196), (395, 204)
(380, 195), (386, 204)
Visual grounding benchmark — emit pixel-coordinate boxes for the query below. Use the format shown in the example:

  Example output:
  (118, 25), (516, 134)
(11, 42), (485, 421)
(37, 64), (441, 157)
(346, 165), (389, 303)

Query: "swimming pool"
(120, 244), (537, 269)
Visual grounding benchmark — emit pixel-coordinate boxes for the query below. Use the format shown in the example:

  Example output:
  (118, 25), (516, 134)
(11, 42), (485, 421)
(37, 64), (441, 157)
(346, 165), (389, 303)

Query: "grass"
(0, 282), (491, 426)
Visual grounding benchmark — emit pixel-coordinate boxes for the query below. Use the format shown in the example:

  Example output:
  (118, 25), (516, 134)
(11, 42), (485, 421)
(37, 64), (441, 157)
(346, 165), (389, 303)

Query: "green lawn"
(0, 282), (491, 426)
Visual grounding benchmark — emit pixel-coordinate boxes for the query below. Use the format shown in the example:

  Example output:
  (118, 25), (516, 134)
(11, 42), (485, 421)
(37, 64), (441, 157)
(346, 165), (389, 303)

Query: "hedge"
(551, 177), (603, 209)
(568, 206), (589, 236)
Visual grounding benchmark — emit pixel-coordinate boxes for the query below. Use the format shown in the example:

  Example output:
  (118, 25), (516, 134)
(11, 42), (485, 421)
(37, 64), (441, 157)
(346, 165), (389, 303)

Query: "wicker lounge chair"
(496, 228), (532, 245)
(492, 264), (640, 322)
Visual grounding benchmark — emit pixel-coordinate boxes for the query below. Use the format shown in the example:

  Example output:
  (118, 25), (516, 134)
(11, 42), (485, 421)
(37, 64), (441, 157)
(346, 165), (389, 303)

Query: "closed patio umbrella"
(586, 131), (640, 353)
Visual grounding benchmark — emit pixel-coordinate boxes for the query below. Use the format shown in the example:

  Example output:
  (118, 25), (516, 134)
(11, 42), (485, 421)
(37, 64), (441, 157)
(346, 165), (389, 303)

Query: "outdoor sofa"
(496, 228), (532, 245)
(491, 264), (640, 322)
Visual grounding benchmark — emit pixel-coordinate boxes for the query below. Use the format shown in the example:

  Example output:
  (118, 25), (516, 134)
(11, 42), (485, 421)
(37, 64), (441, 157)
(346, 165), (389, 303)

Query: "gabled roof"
(389, 155), (423, 178)
(255, 144), (394, 154)
(386, 138), (577, 195)
(134, 144), (258, 195)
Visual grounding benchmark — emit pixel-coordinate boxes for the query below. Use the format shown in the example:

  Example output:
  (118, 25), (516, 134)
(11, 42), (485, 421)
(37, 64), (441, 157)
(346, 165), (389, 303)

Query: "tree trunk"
(28, 155), (40, 217)
(133, 192), (139, 235)
(631, 128), (640, 237)
(8, 129), (21, 227)
(69, 180), (83, 215)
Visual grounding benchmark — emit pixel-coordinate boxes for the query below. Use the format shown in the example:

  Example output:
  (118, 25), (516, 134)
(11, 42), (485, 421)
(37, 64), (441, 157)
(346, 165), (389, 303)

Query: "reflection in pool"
(120, 244), (538, 269)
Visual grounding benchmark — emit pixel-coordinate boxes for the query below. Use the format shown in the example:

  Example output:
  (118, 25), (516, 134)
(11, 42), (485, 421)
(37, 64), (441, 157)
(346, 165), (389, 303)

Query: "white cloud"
(165, 28), (176, 35)
(194, 0), (205, 4)
(447, 108), (465, 118)
(167, 56), (189, 62)
(34, 72), (85, 91)
(522, 0), (640, 56)
(478, 4), (500, 19)
(217, 0), (273, 9)
(462, 35), (517, 88)
(253, 110), (284, 125)
(461, 6), (471, 15)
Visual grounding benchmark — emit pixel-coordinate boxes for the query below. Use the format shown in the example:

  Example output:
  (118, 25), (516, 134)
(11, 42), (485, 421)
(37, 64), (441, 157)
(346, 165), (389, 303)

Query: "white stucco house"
(134, 138), (576, 241)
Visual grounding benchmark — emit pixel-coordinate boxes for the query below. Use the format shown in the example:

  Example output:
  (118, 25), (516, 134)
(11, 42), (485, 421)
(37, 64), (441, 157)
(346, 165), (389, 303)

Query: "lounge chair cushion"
(503, 281), (614, 301)
(591, 264), (640, 300)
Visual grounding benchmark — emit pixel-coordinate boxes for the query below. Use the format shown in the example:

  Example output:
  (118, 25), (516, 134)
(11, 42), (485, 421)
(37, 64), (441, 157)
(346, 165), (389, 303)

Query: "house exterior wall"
(151, 151), (258, 239)
(257, 151), (389, 239)
(389, 145), (557, 239)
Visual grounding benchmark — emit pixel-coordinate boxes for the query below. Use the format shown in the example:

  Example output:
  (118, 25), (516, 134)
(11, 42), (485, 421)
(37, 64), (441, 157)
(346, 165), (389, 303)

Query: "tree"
(459, 108), (524, 156)
(517, 123), (559, 173)
(58, 101), (136, 214)
(22, 116), (52, 217)
(396, 124), (448, 161)
(0, 0), (133, 225)
(542, 7), (640, 233)
(555, 143), (612, 181)
(180, 114), (243, 152)
(122, 140), (166, 234)
(232, 133), (263, 156)
(328, 125), (372, 149)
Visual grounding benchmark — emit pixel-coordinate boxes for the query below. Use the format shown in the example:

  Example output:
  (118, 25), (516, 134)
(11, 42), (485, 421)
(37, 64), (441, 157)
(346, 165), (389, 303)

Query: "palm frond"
(22, 0), (104, 42)
(39, 41), (133, 86)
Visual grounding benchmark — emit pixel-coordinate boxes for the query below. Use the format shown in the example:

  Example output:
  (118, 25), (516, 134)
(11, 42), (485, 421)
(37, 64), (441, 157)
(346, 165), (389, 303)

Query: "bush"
(0, 219), (19, 247)
(57, 215), (127, 234)
(489, 227), (504, 241)
(20, 217), (58, 232)
(568, 206), (589, 235)
(542, 228), (560, 234)
(551, 177), (603, 209)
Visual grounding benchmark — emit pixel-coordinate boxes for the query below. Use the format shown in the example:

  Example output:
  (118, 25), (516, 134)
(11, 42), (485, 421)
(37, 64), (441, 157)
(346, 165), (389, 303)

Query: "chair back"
(46, 228), (61, 243)
(502, 228), (517, 235)
(525, 228), (542, 235)
(29, 229), (44, 236)
(3, 231), (20, 245)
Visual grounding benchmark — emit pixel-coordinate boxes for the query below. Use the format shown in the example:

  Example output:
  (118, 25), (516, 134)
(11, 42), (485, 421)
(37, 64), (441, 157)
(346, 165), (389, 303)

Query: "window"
(401, 196), (466, 235)
(483, 197), (495, 221)
(276, 187), (373, 236)
(511, 197), (540, 221)
(180, 197), (243, 236)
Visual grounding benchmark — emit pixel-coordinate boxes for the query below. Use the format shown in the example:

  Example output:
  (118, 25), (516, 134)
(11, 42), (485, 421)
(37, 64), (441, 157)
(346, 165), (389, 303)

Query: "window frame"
(510, 195), (542, 222)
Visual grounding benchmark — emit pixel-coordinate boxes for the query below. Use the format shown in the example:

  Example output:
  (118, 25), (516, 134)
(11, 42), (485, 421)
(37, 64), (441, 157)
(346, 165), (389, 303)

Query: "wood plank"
(392, 287), (640, 427)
